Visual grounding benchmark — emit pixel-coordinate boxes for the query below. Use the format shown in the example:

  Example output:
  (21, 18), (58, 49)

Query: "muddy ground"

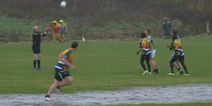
(0, 84), (212, 106)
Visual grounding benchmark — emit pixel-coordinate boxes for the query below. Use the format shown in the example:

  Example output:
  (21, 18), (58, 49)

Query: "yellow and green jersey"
(54, 48), (75, 72)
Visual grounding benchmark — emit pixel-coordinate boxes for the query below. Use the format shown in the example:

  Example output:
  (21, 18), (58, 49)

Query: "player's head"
(33, 26), (40, 32)
(59, 20), (64, 23)
(140, 32), (146, 38)
(51, 20), (57, 25)
(71, 42), (79, 49)
(172, 29), (177, 35)
(145, 29), (151, 35)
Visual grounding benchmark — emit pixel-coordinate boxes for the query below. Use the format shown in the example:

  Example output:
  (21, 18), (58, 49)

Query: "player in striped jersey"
(45, 42), (79, 100)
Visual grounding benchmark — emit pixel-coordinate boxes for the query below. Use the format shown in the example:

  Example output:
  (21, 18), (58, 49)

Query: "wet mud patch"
(0, 84), (212, 106)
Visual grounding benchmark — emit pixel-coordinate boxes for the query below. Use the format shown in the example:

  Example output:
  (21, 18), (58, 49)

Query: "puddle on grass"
(0, 84), (212, 106)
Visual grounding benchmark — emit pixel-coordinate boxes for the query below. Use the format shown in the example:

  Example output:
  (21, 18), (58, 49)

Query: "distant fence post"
(206, 21), (210, 35)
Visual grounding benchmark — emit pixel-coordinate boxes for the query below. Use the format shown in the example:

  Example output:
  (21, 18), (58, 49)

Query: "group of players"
(32, 23), (190, 100)
(137, 29), (159, 75)
(137, 29), (189, 76)
(51, 19), (68, 42)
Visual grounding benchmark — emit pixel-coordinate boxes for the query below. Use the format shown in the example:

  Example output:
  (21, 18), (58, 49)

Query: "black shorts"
(170, 51), (185, 62)
(55, 71), (71, 81)
(32, 45), (40, 54)
(140, 52), (150, 62)
(142, 50), (151, 58)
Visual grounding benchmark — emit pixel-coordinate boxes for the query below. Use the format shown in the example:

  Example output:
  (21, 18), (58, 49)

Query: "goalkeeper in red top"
(45, 42), (79, 100)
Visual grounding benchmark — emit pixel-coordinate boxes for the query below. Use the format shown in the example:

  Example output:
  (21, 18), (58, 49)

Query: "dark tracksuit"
(32, 31), (47, 69)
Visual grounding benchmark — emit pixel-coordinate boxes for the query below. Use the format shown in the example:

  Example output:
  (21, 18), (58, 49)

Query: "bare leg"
(150, 58), (157, 70)
(179, 56), (189, 74)
(149, 59), (154, 70)
(140, 54), (147, 71)
(37, 54), (40, 60)
(169, 56), (177, 73)
(47, 79), (61, 96)
(33, 54), (39, 69)
(37, 54), (41, 69)
(150, 58), (159, 73)
(173, 60), (181, 70)
(34, 54), (38, 60)
(59, 76), (74, 87)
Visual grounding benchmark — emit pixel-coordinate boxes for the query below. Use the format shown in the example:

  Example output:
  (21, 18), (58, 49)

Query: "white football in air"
(60, 1), (66, 7)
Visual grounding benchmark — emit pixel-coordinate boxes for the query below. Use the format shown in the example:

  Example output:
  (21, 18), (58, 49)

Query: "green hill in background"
(0, 0), (212, 41)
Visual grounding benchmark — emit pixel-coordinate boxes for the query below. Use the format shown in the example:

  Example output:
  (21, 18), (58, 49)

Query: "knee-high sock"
(169, 61), (174, 73)
(146, 59), (151, 72)
(179, 58), (188, 74)
(33, 60), (37, 68)
(37, 60), (40, 68)
(140, 55), (146, 71)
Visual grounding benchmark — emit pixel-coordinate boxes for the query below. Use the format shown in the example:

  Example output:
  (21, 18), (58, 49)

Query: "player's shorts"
(54, 71), (71, 81)
(170, 50), (185, 62)
(32, 45), (40, 54)
(140, 50), (151, 62)
(150, 49), (156, 58)
(141, 50), (151, 59)
(54, 64), (71, 81)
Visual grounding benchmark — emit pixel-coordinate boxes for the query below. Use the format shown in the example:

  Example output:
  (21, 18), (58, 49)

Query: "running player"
(44, 42), (79, 100)
(167, 36), (184, 75)
(168, 29), (189, 76)
(32, 26), (48, 71)
(145, 29), (159, 74)
(137, 32), (151, 75)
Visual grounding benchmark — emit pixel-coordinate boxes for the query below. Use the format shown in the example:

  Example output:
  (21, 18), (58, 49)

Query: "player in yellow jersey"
(51, 20), (64, 42)
(145, 29), (159, 74)
(137, 33), (151, 75)
(45, 42), (79, 100)
(59, 19), (68, 41)
(168, 29), (189, 76)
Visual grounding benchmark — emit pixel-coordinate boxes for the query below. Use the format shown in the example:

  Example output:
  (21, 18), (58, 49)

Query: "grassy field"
(0, 37), (212, 94)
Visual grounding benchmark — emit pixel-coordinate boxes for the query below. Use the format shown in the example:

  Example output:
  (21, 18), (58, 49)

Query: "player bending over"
(45, 42), (79, 100)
